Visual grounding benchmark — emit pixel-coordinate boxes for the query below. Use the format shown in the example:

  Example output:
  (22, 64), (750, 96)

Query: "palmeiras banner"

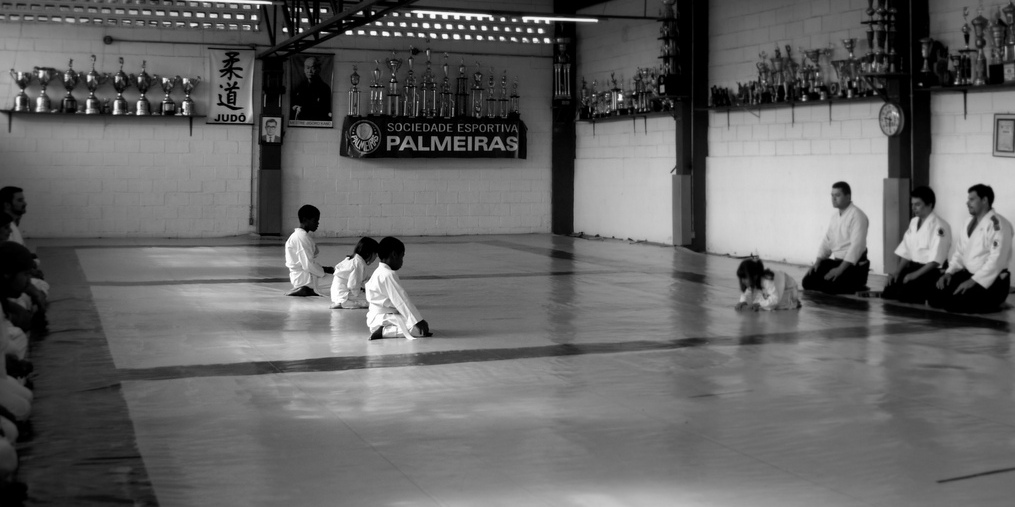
(340, 116), (527, 159)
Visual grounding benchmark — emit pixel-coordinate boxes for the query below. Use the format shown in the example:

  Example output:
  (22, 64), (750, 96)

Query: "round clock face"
(879, 102), (904, 137)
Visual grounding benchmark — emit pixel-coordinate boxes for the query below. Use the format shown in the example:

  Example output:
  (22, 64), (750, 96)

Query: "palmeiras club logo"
(346, 119), (381, 156)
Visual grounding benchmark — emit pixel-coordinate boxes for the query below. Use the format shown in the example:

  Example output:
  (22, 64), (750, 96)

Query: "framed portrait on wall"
(993, 113), (1015, 157)
(260, 116), (283, 144)
(288, 53), (334, 128)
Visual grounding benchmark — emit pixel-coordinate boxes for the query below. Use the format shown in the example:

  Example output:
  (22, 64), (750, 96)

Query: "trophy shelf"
(705, 95), (881, 127)
(915, 81), (1015, 120)
(576, 110), (682, 135)
(0, 110), (206, 136)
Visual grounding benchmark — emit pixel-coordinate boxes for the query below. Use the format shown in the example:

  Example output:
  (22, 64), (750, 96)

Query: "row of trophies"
(918, 4), (1015, 88)
(577, 67), (676, 120)
(348, 47), (520, 119)
(9, 55), (200, 115)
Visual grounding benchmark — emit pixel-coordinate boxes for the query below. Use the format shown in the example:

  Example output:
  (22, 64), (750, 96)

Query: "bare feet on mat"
(285, 286), (319, 297)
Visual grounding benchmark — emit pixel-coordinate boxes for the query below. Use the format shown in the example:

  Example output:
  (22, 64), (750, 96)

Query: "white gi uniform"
(7, 222), (24, 247)
(817, 203), (869, 264)
(0, 317), (32, 423)
(331, 254), (370, 308)
(739, 271), (802, 310)
(365, 262), (424, 339)
(894, 212), (952, 266)
(284, 228), (327, 291)
(946, 210), (1014, 289)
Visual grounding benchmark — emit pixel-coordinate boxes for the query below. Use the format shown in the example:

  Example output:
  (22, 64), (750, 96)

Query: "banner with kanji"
(207, 48), (255, 124)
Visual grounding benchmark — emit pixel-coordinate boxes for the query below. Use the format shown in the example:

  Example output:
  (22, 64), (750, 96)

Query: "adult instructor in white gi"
(929, 184), (1013, 313)
(802, 181), (870, 294)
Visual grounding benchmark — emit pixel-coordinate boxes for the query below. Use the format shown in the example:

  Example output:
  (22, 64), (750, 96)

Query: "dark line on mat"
(86, 270), (619, 287)
(25, 247), (159, 507)
(117, 322), (943, 382)
(937, 466), (1015, 484)
(689, 389), (754, 399)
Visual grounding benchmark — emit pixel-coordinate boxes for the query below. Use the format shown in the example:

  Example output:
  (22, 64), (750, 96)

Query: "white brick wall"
(706, 0), (889, 273)
(1, 1), (554, 238)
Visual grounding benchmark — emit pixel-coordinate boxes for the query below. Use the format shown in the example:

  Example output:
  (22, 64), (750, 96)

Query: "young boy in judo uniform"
(330, 237), (378, 309)
(365, 237), (432, 340)
(284, 205), (334, 296)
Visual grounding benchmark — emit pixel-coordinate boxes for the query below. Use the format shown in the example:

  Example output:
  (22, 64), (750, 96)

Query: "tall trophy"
(455, 58), (468, 118)
(972, 7), (989, 85)
(111, 57), (131, 115)
(439, 53), (454, 119)
(385, 50), (403, 116)
(180, 76), (200, 116)
(132, 60), (157, 116)
(84, 55), (106, 115)
(160, 75), (179, 116)
(422, 48), (437, 118)
(510, 76), (520, 117)
(403, 47), (418, 117)
(347, 66), (361, 117)
(1004, 1), (1015, 62)
(470, 63), (484, 118)
(368, 60), (384, 116)
(990, 16), (1006, 83)
(498, 70), (509, 118)
(485, 67), (497, 118)
(10, 69), (32, 112)
(60, 59), (80, 113)
(33, 66), (58, 113)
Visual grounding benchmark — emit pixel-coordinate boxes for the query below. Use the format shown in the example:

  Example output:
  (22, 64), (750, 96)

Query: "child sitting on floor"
(364, 237), (432, 340)
(330, 237), (379, 309)
(734, 258), (802, 312)
(284, 204), (334, 297)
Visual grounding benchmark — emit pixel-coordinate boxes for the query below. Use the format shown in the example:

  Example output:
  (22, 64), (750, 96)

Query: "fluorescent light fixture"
(223, 0), (278, 5)
(522, 15), (599, 23)
(411, 10), (493, 19)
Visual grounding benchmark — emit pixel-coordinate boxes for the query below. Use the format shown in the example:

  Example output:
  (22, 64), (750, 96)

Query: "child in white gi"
(330, 237), (378, 309)
(734, 258), (802, 311)
(284, 204), (334, 297)
(365, 237), (432, 340)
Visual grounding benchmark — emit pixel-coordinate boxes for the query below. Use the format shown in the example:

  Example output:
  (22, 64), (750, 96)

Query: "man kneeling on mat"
(802, 181), (871, 294)
(883, 186), (952, 304)
(365, 237), (432, 340)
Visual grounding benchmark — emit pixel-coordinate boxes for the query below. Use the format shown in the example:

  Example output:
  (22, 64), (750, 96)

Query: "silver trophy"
(9, 69), (32, 112)
(439, 53), (454, 118)
(403, 48), (418, 117)
(470, 63), (484, 118)
(111, 58), (131, 115)
(368, 61), (384, 116)
(347, 66), (361, 117)
(160, 75), (179, 116)
(131, 60), (157, 116)
(180, 76), (201, 116)
(60, 59), (80, 113)
(33, 66), (58, 113)
(84, 55), (107, 115)
(385, 50), (403, 116)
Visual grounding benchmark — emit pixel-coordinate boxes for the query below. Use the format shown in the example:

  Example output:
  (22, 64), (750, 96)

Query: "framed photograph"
(288, 53), (334, 128)
(993, 113), (1015, 157)
(260, 116), (283, 145)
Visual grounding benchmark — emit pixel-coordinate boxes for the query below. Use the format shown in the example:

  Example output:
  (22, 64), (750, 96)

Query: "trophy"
(110, 58), (131, 115)
(553, 37), (572, 100)
(486, 67), (496, 118)
(84, 55), (106, 115)
(160, 75), (179, 116)
(455, 58), (468, 118)
(131, 60), (157, 116)
(439, 53), (454, 119)
(609, 72), (621, 114)
(403, 47), (418, 117)
(470, 63), (484, 118)
(60, 59), (80, 113)
(959, 7), (977, 85)
(510, 76), (520, 116)
(498, 70), (509, 118)
(10, 69), (32, 112)
(950, 54), (964, 86)
(918, 37), (939, 87)
(180, 76), (200, 116)
(972, 8), (989, 85)
(1004, 2), (1015, 62)
(33, 66), (58, 113)
(422, 48), (437, 118)
(368, 60), (384, 116)
(990, 15), (1006, 83)
(385, 50), (403, 116)
(347, 66), (361, 117)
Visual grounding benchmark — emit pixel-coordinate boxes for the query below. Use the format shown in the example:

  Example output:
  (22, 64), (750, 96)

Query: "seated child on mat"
(734, 258), (802, 311)
(330, 237), (379, 309)
(364, 237), (432, 340)
(284, 204), (334, 297)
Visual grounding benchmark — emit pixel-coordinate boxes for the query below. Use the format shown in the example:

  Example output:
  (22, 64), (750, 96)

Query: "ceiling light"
(411, 10), (493, 19)
(522, 15), (599, 23)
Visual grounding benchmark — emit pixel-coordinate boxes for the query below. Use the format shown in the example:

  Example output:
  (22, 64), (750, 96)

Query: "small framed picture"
(260, 116), (283, 145)
(993, 113), (1015, 157)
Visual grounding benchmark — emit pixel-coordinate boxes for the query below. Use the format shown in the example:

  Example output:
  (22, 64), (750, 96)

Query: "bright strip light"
(411, 10), (493, 19)
(223, 0), (277, 5)
(522, 15), (599, 23)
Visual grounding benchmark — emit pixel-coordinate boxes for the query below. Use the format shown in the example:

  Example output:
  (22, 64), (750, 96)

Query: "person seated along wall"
(0, 243), (35, 424)
(330, 237), (378, 309)
(1, 188), (49, 330)
(734, 258), (802, 311)
(365, 237), (432, 340)
(802, 181), (871, 294)
(883, 186), (952, 304)
(928, 184), (1014, 314)
(284, 205), (334, 297)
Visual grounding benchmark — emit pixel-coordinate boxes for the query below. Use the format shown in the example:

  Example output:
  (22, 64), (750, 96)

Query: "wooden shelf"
(0, 109), (206, 135)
